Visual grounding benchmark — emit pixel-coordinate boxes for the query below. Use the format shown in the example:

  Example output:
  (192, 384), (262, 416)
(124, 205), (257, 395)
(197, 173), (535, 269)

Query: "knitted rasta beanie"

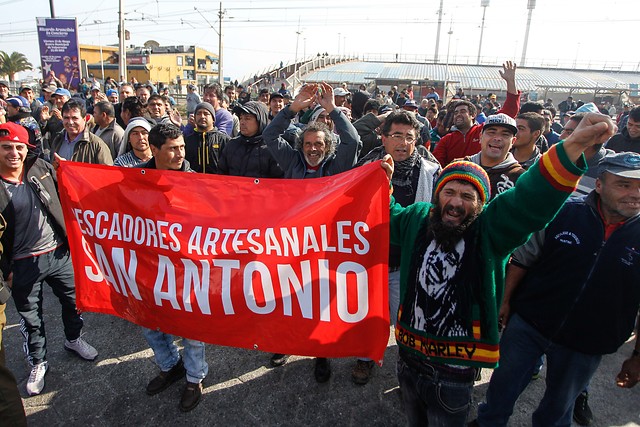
(434, 160), (491, 204)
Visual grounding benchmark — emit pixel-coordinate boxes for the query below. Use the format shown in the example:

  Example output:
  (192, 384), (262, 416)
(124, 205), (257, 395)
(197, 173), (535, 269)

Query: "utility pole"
(218, 2), (225, 85)
(434, 0), (444, 63)
(521, 0), (536, 67)
(49, 0), (56, 17)
(477, 0), (489, 65)
(118, 0), (127, 82)
(443, 19), (453, 103)
(293, 19), (302, 93)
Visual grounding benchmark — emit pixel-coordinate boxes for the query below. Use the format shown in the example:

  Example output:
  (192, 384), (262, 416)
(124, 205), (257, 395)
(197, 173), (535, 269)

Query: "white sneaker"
(27, 361), (48, 396)
(64, 337), (98, 361)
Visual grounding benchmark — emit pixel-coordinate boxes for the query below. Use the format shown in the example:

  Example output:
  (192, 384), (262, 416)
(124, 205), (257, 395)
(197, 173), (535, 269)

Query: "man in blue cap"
(474, 151), (640, 427)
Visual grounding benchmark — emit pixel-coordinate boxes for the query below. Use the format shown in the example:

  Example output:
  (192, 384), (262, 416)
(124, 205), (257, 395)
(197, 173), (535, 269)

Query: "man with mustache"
(382, 112), (616, 426)
(474, 151), (640, 427)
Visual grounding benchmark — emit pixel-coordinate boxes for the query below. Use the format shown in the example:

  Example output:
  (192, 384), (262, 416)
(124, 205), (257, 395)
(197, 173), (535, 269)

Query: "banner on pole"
(36, 17), (81, 90)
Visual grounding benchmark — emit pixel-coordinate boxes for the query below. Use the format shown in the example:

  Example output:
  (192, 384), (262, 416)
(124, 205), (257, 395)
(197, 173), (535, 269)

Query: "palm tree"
(0, 51), (33, 82)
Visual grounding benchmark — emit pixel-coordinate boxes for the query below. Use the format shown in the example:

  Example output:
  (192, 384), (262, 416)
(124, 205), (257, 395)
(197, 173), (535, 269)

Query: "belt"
(400, 351), (476, 383)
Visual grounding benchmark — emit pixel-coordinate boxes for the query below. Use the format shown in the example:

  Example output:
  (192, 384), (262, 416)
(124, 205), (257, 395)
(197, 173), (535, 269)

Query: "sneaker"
(351, 360), (375, 385)
(27, 361), (49, 396)
(314, 357), (331, 383)
(146, 358), (186, 396)
(64, 337), (98, 361)
(179, 381), (203, 412)
(573, 391), (594, 426)
(270, 353), (290, 367)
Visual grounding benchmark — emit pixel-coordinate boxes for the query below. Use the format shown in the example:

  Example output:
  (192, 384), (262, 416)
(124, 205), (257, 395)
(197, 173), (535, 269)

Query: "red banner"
(57, 161), (390, 361)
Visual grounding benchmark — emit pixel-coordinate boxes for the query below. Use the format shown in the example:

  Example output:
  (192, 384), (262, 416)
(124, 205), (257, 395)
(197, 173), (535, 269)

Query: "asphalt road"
(2, 285), (639, 426)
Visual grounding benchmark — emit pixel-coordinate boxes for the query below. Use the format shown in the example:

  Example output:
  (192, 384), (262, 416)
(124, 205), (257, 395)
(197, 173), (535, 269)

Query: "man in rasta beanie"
(381, 112), (616, 426)
(184, 102), (229, 174)
(218, 101), (283, 178)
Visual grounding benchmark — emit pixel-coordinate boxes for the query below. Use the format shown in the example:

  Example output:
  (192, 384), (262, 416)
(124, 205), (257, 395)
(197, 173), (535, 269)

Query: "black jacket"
(184, 128), (230, 174)
(0, 158), (65, 277)
(218, 101), (283, 178)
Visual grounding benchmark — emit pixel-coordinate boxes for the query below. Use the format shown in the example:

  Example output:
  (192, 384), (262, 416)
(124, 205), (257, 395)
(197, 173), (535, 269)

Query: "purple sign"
(36, 17), (81, 90)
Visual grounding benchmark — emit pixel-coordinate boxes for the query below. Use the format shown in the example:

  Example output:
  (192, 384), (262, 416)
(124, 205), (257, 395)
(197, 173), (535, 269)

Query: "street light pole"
(218, 2), (225, 85)
(94, 20), (104, 81)
(118, 0), (127, 82)
(477, 0), (490, 65)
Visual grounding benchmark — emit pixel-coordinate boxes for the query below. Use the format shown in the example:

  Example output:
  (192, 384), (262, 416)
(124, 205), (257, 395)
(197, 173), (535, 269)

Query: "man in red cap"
(0, 122), (98, 396)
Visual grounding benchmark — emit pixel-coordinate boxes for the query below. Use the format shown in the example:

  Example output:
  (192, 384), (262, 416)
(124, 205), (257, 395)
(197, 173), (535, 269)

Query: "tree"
(0, 51), (33, 82)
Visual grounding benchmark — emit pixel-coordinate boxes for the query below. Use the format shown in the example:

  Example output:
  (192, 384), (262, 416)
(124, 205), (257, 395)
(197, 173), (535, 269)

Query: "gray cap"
(483, 113), (518, 135)
(598, 152), (640, 179)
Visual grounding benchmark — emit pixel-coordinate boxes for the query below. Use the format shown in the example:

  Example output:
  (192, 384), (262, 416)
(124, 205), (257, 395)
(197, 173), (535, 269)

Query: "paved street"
(3, 285), (639, 426)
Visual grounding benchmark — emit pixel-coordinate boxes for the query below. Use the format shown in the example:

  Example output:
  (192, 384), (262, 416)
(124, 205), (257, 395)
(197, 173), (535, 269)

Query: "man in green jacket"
(380, 112), (615, 426)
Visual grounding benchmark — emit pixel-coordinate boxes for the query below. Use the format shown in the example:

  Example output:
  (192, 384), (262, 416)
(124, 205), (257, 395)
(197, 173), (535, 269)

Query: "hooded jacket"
(218, 101), (283, 178)
(466, 152), (525, 200)
(605, 126), (640, 154)
(184, 125), (230, 174)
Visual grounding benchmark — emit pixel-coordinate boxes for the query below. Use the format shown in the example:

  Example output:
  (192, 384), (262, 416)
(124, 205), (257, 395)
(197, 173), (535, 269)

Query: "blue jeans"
(477, 314), (601, 427)
(397, 356), (474, 427)
(389, 268), (401, 326)
(143, 329), (208, 383)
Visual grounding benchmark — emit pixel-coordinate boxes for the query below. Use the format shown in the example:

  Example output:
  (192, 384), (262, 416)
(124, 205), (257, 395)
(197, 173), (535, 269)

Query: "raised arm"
(496, 61), (520, 118)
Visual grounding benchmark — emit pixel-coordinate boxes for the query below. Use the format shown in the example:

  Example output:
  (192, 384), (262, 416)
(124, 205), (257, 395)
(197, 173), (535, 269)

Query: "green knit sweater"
(390, 142), (585, 368)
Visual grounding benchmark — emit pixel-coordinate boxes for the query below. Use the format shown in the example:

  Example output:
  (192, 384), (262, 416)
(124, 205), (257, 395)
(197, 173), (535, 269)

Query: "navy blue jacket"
(512, 192), (640, 355)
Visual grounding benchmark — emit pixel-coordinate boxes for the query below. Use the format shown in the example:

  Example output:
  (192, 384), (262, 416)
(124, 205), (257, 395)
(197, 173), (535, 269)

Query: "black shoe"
(270, 353), (290, 367)
(146, 358), (186, 396)
(314, 357), (331, 383)
(573, 391), (593, 426)
(179, 381), (203, 412)
(351, 360), (375, 385)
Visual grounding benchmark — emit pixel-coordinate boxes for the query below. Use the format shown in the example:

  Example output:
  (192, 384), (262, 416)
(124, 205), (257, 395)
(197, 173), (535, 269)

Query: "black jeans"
(11, 245), (83, 365)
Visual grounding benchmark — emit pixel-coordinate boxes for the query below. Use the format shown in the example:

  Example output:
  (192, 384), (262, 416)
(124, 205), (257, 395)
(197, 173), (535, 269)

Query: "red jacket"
(433, 91), (521, 166)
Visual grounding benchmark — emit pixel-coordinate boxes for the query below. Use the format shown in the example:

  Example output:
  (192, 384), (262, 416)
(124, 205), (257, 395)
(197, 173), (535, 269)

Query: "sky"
(0, 0), (638, 83)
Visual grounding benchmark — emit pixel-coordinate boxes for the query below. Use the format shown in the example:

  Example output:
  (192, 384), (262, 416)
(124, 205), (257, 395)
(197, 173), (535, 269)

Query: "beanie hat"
(124, 117), (152, 146)
(194, 102), (215, 118)
(434, 160), (491, 204)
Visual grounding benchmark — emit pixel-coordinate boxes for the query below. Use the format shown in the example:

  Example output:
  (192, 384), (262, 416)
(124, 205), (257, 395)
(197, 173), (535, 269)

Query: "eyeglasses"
(387, 133), (416, 143)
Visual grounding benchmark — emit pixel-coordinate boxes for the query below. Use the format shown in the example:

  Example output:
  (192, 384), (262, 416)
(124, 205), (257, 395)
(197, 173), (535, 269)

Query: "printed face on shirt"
(596, 172), (640, 221)
(302, 130), (327, 167)
(0, 141), (27, 173)
(436, 180), (481, 227)
(381, 123), (417, 162)
(151, 136), (185, 170)
(480, 125), (515, 164)
(62, 107), (86, 138)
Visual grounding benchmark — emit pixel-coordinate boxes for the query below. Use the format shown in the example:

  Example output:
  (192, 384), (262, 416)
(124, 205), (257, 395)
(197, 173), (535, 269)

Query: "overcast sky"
(1, 0), (637, 82)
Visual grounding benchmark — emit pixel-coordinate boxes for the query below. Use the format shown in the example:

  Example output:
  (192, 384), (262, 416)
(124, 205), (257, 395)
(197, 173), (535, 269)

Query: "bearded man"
(381, 112), (616, 426)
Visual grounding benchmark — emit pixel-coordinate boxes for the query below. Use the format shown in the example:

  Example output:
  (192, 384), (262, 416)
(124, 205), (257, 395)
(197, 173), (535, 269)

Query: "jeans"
(397, 356), (474, 427)
(389, 268), (401, 326)
(476, 314), (601, 427)
(11, 245), (83, 365)
(143, 329), (208, 384)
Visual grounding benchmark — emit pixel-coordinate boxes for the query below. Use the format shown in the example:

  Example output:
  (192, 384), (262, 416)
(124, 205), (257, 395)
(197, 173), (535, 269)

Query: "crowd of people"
(0, 60), (638, 425)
